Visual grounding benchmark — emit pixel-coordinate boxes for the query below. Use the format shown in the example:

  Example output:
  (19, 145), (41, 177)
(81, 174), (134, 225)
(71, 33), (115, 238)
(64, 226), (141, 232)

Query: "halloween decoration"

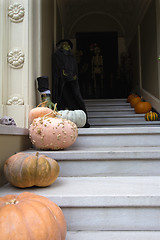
(29, 110), (78, 150)
(134, 101), (152, 114)
(130, 96), (141, 108)
(29, 103), (53, 124)
(4, 152), (60, 188)
(0, 192), (67, 240)
(145, 111), (158, 121)
(58, 109), (86, 128)
(127, 93), (139, 103)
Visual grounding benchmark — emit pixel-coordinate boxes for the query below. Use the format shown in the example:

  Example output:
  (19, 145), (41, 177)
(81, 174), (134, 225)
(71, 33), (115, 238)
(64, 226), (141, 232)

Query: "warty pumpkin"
(4, 152), (60, 188)
(134, 101), (152, 114)
(130, 96), (141, 108)
(58, 109), (86, 128)
(0, 192), (67, 240)
(145, 111), (158, 121)
(29, 114), (78, 150)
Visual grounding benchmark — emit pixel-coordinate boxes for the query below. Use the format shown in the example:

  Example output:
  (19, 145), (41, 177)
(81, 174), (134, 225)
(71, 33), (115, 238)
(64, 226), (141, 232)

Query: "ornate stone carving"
(7, 49), (25, 68)
(7, 97), (24, 105)
(8, 3), (25, 23)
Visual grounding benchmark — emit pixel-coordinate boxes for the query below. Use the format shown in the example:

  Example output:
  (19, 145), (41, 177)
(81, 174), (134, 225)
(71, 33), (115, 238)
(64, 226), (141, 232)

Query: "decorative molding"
(7, 97), (24, 105)
(8, 3), (25, 23)
(7, 49), (25, 68)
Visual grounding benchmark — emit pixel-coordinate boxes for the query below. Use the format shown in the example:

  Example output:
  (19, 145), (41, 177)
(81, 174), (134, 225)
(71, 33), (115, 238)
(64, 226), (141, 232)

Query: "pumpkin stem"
(37, 101), (48, 107)
(6, 199), (19, 205)
(44, 103), (61, 119)
(36, 152), (39, 157)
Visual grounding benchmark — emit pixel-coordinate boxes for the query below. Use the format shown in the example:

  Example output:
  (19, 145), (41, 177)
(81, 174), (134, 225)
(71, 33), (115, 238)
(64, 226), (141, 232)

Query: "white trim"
(0, 0), (8, 116)
(141, 88), (160, 112)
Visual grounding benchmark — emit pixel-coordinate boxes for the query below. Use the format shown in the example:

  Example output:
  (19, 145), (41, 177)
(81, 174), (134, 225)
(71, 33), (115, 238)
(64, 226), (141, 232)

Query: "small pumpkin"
(29, 113), (78, 150)
(145, 111), (158, 121)
(130, 96), (141, 108)
(4, 152), (60, 188)
(0, 192), (67, 240)
(29, 106), (53, 124)
(58, 109), (86, 128)
(134, 101), (152, 114)
(127, 93), (139, 103)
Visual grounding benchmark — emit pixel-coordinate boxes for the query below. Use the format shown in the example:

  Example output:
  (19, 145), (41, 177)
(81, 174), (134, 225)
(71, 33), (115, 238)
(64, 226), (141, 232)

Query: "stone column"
(0, 0), (42, 128)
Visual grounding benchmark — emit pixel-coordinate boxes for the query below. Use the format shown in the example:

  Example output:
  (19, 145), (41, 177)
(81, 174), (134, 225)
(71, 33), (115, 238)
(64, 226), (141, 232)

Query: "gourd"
(0, 192), (67, 240)
(145, 111), (158, 121)
(127, 93), (139, 103)
(4, 152), (59, 188)
(29, 112), (78, 150)
(58, 109), (86, 128)
(134, 101), (152, 114)
(130, 96), (141, 108)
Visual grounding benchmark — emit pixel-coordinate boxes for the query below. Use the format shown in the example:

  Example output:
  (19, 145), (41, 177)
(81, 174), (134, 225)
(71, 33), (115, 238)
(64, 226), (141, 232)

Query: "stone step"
(1, 176), (160, 231)
(25, 147), (160, 177)
(85, 98), (127, 104)
(86, 106), (134, 112)
(88, 112), (145, 117)
(73, 127), (160, 147)
(89, 117), (149, 123)
(85, 102), (130, 107)
(88, 119), (160, 127)
(67, 231), (160, 240)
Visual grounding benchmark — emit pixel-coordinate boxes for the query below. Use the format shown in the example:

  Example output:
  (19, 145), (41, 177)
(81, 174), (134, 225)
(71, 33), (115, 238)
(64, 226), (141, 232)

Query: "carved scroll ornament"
(7, 97), (24, 105)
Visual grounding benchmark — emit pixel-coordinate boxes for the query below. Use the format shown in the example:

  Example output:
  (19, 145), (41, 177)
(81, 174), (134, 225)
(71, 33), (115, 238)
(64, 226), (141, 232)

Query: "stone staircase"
(1, 99), (160, 239)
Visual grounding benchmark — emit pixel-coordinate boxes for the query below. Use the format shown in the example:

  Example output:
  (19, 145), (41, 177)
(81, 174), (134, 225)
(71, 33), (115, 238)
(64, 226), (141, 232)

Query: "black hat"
(56, 39), (73, 49)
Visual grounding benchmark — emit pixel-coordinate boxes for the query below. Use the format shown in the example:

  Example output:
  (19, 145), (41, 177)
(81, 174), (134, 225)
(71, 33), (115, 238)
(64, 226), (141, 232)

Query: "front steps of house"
(86, 98), (160, 127)
(1, 98), (160, 239)
(1, 176), (160, 239)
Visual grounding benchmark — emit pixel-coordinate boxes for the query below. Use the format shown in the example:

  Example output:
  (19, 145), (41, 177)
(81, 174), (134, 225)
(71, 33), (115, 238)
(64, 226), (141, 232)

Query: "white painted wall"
(139, 0), (160, 112)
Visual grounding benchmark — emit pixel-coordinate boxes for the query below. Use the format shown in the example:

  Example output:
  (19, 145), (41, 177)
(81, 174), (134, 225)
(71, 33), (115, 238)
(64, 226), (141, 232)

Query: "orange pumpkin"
(130, 96), (141, 108)
(127, 93), (138, 103)
(0, 192), (67, 240)
(134, 101), (152, 114)
(29, 106), (53, 124)
(4, 152), (60, 188)
(29, 116), (78, 150)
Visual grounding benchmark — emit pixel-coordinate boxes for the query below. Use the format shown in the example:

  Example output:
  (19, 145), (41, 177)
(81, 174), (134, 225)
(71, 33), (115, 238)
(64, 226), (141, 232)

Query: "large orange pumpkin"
(134, 101), (152, 114)
(0, 192), (67, 240)
(29, 115), (78, 150)
(130, 96), (141, 108)
(4, 152), (60, 188)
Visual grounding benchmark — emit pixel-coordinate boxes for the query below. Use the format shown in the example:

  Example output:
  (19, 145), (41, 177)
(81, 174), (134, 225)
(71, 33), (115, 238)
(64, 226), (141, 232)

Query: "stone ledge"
(0, 125), (29, 135)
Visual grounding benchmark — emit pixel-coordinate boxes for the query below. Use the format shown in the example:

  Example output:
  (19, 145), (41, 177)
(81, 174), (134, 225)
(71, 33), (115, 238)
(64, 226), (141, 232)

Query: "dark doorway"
(76, 32), (118, 99)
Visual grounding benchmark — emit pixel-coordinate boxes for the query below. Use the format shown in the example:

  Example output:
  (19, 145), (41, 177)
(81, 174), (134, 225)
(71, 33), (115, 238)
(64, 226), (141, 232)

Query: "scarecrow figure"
(37, 39), (90, 127)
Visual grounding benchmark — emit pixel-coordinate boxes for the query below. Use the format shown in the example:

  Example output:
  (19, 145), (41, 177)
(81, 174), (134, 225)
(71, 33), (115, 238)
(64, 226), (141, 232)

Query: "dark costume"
(52, 40), (90, 127)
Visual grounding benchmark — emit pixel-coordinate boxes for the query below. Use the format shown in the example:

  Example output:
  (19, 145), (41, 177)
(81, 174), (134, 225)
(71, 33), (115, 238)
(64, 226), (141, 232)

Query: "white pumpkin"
(58, 110), (86, 128)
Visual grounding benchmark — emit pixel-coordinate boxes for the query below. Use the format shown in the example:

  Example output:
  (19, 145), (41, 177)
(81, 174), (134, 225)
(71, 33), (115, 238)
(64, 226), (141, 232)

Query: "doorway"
(76, 32), (118, 99)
